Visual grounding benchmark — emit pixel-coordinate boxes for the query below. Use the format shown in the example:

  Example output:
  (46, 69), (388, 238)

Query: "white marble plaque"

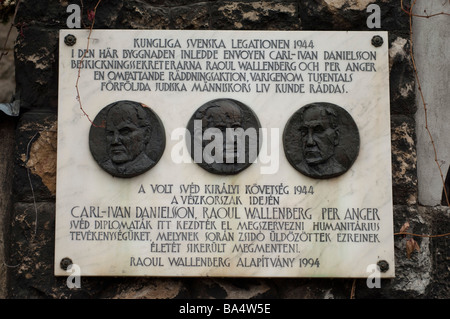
(55, 30), (394, 278)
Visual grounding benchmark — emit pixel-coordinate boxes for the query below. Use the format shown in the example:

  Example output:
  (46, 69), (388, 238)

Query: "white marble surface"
(55, 30), (394, 278)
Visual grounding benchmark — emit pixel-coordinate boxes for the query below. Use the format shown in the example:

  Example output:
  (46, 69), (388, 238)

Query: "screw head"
(60, 257), (73, 270)
(377, 260), (389, 273)
(371, 35), (383, 47)
(64, 34), (77, 46)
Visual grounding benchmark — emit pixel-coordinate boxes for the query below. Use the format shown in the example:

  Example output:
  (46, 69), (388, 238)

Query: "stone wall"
(0, 0), (448, 299)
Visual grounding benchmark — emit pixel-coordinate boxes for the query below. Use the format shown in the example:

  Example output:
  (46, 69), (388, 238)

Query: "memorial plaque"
(55, 30), (394, 278)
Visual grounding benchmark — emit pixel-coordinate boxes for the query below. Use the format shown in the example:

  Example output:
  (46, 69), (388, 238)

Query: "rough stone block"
(78, 0), (125, 29)
(0, 117), (16, 299)
(186, 278), (277, 298)
(391, 205), (432, 298)
(115, 1), (170, 29)
(8, 202), (62, 298)
(391, 115), (417, 205)
(0, 23), (17, 104)
(14, 0), (68, 28)
(14, 27), (59, 110)
(299, 0), (409, 31)
(13, 112), (57, 203)
(142, 0), (211, 6)
(428, 206), (450, 298)
(0, 50), (15, 104)
(170, 3), (210, 29)
(272, 278), (354, 299)
(101, 278), (190, 299)
(211, 1), (300, 30)
(388, 33), (416, 115)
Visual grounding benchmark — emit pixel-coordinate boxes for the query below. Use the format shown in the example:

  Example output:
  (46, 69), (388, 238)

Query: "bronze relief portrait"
(186, 98), (261, 175)
(283, 102), (360, 179)
(89, 100), (166, 178)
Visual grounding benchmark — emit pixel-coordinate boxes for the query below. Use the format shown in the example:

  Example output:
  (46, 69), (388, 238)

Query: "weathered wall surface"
(0, 0), (448, 299)
(0, 3), (18, 299)
(0, 22), (16, 104)
(414, 1), (450, 207)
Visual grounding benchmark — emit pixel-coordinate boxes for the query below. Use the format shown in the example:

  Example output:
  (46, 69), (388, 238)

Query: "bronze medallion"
(89, 100), (165, 178)
(283, 102), (360, 179)
(186, 98), (261, 175)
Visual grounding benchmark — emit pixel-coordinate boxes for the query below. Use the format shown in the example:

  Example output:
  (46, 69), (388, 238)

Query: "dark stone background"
(2, 0), (449, 299)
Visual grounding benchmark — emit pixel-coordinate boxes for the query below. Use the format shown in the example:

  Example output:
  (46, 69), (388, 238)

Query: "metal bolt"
(60, 257), (73, 270)
(64, 34), (77, 46)
(371, 35), (383, 47)
(377, 260), (389, 273)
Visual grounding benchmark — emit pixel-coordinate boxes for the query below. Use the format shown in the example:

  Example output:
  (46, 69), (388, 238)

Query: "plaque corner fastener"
(371, 35), (383, 48)
(60, 257), (73, 270)
(64, 34), (77, 46)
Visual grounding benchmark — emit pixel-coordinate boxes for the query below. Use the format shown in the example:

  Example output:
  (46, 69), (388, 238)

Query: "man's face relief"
(204, 104), (243, 163)
(106, 107), (149, 165)
(300, 106), (339, 165)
